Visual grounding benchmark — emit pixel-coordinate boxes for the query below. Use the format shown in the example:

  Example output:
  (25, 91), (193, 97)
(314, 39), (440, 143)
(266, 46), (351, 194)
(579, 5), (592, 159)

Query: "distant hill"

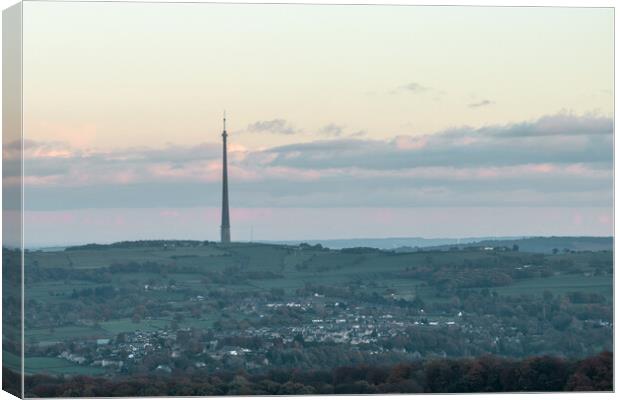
(38, 236), (612, 254)
(422, 236), (613, 254)
(263, 237), (522, 250)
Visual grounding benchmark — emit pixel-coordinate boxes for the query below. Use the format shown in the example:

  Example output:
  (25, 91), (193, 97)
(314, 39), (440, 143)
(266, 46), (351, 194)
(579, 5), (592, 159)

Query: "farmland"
(5, 240), (612, 378)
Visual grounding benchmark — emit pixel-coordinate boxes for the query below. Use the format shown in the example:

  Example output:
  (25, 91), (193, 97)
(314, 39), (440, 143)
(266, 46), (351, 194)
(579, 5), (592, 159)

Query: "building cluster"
(44, 298), (471, 374)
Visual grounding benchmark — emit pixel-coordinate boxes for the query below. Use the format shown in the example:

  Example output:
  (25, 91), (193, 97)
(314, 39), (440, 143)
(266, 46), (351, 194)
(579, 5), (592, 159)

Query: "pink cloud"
(369, 209), (396, 224)
(160, 210), (180, 218)
(25, 211), (75, 224)
(565, 163), (594, 176)
(597, 214), (611, 225)
(476, 168), (500, 178)
(231, 208), (274, 222)
(394, 135), (427, 150)
(229, 165), (261, 181)
(113, 171), (140, 185)
(455, 137), (479, 146)
(529, 164), (554, 173)
(29, 121), (98, 149)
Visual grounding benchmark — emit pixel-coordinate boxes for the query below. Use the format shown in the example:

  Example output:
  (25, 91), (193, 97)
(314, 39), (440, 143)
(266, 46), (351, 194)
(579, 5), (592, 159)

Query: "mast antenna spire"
(220, 111), (231, 244)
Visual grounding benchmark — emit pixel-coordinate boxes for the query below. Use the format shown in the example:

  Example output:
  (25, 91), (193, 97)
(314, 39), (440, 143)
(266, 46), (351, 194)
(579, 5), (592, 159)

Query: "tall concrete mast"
(220, 112), (231, 243)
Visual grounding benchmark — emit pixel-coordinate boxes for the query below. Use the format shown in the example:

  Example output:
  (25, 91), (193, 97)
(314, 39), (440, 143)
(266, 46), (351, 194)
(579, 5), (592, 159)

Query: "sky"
(13, 2), (614, 246)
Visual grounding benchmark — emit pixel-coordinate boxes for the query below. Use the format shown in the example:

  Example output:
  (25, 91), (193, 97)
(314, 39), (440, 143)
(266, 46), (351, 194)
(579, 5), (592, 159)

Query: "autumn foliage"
(6, 351), (611, 397)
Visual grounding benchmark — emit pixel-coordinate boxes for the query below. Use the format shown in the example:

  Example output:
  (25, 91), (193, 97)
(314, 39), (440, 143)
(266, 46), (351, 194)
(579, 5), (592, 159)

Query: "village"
(27, 287), (612, 377)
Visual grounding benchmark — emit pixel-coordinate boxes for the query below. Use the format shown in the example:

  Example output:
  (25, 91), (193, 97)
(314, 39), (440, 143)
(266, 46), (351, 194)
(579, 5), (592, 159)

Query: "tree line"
(11, 351), (611, 397)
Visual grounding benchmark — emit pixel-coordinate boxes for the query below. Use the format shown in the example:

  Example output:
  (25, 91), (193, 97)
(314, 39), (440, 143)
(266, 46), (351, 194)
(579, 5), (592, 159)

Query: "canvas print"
(2, 1), (614, 397)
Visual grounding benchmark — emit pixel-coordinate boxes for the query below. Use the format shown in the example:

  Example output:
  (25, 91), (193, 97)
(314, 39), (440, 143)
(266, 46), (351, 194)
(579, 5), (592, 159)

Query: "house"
(156, 364), (172, 373)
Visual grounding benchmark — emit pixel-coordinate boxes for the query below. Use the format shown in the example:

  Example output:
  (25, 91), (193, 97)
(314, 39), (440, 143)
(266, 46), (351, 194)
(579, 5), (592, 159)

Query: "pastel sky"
(15, 2), (613, 246)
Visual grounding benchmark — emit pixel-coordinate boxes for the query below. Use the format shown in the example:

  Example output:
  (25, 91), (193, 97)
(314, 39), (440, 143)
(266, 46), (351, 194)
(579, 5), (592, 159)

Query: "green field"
(25, 357), (106, 376)
(27, 325), (108, 343)
(21, 242), (613, 353)
(491, 274), (612, 299)
(3, 351), (106, 376)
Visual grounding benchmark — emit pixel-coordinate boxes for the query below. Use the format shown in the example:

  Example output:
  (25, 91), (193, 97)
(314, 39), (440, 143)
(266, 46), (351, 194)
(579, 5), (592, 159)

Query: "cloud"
(497, 112), (613, 137)
(16, 141), (227, 189)
(23, 162), (612, 211)
(319, 123), (344, 136)
(400, 82), (429, 93)
(246, 119), (298, 135)
(18, 112), (613, 211)
(256, 112), (612, 171)
(468, 99), (493, 108)
(393, 82), (444, 98)
(349, 130), (367, 138)
(393, 135), (428, 150)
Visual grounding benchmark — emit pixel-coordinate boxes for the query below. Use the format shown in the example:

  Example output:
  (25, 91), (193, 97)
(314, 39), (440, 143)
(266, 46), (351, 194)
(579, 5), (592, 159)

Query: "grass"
(26, 281), (104, 303)
(24, 356), (106, 376)
(4, 350), (107, 376)
(27, 325), (107, 343)
(27, 245), (228, 270)
(491, 274), (612, 300)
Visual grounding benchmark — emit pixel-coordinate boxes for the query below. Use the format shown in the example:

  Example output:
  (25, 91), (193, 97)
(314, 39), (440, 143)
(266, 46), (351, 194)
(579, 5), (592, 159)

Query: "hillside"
(264, 236), (518, 250)
(264, 236), (612, 253)
(421, 236), (613, 254)
(7, 240), (612, 381)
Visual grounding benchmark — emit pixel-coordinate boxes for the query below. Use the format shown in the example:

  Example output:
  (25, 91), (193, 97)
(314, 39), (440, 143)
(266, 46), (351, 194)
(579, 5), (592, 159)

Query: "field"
(4, 351), (106, 376)
(492, 274), (612, 298)
(15, 241), (613, 377)
(25, 242), (613, 304)
(24, 357), (106, 376)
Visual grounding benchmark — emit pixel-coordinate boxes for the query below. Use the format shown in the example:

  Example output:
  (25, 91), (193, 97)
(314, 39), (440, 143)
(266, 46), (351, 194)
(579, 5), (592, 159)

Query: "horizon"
(24, 234), (613, 250)
(20, 204), (613, 247)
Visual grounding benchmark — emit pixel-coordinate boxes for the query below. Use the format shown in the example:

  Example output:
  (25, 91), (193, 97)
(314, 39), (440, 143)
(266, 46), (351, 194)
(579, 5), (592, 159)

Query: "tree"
(551, 312), (572, 331)
(565, 351), (613, 391)
(543, 290), (554, 303)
